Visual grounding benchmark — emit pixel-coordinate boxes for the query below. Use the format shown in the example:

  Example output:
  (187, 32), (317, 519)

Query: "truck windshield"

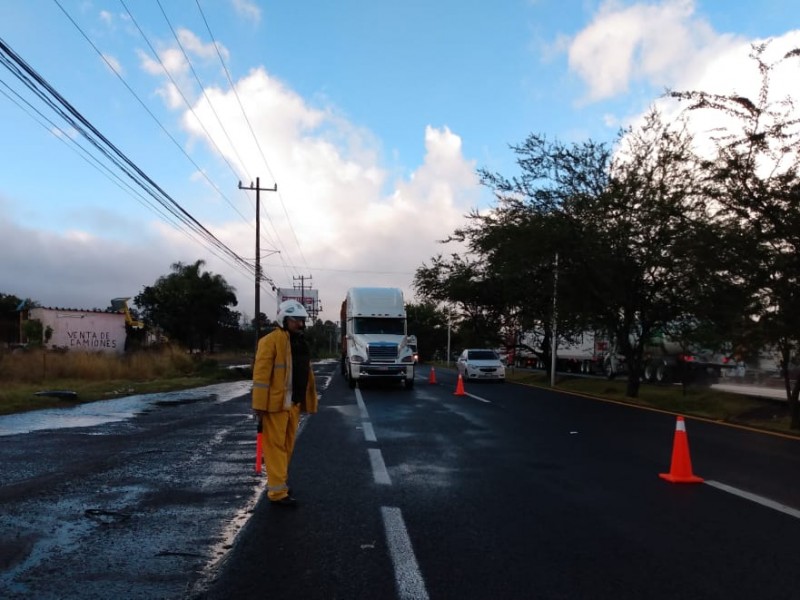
(353, 318), (405, 335)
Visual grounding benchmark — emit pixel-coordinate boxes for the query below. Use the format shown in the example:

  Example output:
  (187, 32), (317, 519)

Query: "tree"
(470, 109), (722, 397)
(405, 302), (450, 362)
(414, 253), (506, 350)
(134, 260), (238, 353)
(671, 41), (800, 427)
(0, 292), (23, 345)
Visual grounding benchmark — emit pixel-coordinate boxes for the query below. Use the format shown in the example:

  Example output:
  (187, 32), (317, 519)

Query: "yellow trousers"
(261, 404), (300, 501)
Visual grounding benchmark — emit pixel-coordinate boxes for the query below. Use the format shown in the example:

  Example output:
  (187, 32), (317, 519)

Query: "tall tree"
(0, 292), (23, 345)
(671, 41), (800, 426)
(134, 260), (238, 353)
(475, 109), (720, 397)
(405, 301), (450, 362)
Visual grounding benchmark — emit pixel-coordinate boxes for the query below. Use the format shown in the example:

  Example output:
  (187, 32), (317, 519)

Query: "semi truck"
(340, 287), (416, 389)
(513, 329), (619, 375)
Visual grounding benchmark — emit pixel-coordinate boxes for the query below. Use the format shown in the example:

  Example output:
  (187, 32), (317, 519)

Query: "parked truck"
(514, 329), (620, 375)
(340, 287), (416, 389)
(641, 332), (732, 384)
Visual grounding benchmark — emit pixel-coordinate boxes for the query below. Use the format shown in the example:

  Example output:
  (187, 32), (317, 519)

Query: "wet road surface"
(0, 365), (336, 599)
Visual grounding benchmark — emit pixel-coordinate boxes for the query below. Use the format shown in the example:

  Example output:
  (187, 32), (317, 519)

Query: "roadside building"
(22, 306), (126, 354)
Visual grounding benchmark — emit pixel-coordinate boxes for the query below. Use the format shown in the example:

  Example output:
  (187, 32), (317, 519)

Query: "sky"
(1, 0), (799, 325)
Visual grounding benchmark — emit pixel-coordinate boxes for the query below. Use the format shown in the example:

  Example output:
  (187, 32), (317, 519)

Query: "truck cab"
(340, 288), (415, 389)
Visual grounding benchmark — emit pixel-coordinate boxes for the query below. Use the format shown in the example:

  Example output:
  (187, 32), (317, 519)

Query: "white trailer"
(515, 329), (619, 375)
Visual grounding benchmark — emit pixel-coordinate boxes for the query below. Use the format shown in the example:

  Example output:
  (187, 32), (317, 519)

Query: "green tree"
(466, 110), (721, 397)
(405, 302), (450, 362)
(414, 253), (506, 350)
(671, 41), (800, 427)
(0, 292), (23, 345)
(135, 260), (238, 353)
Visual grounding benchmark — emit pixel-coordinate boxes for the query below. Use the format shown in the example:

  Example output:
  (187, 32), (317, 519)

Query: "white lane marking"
(705, 480), (800, 520)
(368, 448), (392, 485)
(363, 421), (377, 443)
(355, 387), (369, 419)
(381, 506), (430, 600)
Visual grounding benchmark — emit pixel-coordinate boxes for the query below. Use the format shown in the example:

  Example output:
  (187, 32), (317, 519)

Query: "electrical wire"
(54, 0), (254, 232)
(0, 35), (255, 279)
(194, 0), (311, 276)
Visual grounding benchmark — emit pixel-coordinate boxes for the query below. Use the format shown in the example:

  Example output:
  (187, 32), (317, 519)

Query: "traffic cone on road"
(454, 374), (467, 396)
(659, 415), (703, 483)
(428, 367), (437, 384)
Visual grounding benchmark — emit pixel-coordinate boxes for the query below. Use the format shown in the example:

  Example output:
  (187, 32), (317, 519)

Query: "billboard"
(276, 287), (319, 316)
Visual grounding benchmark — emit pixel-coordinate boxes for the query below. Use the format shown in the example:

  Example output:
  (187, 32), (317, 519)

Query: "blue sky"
(1, 0), (799, 323)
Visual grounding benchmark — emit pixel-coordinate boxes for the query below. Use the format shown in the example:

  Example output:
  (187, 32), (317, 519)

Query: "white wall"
(29, 308), (126, 354)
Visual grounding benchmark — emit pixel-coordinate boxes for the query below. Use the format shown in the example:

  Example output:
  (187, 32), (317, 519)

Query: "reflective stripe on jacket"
(252, 327), (318, 414)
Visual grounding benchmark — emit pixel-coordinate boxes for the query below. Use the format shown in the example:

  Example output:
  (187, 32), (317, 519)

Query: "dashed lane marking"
(368, 448), (392, 485)
(381, 506), (429, 600)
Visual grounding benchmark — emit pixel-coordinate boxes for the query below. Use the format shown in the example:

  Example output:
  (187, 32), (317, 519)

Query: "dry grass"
(0, 346), (196, 382)
(0, 347), (252, 415)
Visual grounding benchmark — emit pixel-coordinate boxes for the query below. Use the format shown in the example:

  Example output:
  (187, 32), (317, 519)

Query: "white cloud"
(137, 31), (229, 109)
(567, 0), (742, 102)
(101, 53), (123, 76)
(230, 0), (261, 24)
(176, 66), (478, 320)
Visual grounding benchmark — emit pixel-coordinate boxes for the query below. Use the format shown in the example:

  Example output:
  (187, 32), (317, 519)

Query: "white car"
(457, 349), (505, 382)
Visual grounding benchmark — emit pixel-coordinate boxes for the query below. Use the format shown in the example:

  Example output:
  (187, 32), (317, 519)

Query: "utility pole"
(293, 274), (312, 318)
(550, 252), (559, 387)
(239, 178), (277, 350)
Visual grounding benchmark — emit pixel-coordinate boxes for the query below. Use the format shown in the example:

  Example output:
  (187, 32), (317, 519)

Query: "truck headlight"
(351, 355), (365, 364)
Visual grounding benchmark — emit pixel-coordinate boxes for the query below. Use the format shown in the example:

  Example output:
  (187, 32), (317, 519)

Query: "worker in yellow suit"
(252, 299), (318, 507)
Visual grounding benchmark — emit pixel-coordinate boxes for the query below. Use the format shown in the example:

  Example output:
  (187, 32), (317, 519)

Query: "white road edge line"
(368, 448), (392, 485)
(381, 506), (430, 600)
(705, 480), (800, 520)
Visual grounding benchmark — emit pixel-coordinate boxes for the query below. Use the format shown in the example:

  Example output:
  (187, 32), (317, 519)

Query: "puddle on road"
(0, 380), (252, 437)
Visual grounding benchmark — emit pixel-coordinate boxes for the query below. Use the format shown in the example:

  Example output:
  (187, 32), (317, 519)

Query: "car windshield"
(468, 350), (498, 360)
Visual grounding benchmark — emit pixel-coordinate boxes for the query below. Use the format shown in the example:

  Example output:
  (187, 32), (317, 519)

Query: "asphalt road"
(2, 363), (799, 599)
(202, 365), (800, 600)
(0, 378), (282, 599)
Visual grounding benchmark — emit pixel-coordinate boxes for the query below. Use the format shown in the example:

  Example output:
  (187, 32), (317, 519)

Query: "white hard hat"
(277, 299), (309, 322)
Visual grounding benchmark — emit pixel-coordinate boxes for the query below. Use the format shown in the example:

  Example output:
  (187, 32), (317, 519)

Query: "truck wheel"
(405, 377), (414, 390)
(347, 366), (356, 389)
(655, 362), (672, 384)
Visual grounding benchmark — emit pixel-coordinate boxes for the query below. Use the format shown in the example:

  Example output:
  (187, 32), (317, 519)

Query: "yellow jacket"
(252, 327), (319, 414)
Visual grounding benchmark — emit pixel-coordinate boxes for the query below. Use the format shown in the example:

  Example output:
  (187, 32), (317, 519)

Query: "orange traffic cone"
(659, 416), (703, 483)
(428, 367), (437, 384)
(453, 374), (467, 396)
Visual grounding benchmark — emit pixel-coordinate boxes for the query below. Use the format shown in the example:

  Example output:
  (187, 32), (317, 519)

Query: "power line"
(194, 0), (310, 277)
(54, 0), (253, 230)
(0, 34), (254, 279)
(154, 0), (254, 190)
